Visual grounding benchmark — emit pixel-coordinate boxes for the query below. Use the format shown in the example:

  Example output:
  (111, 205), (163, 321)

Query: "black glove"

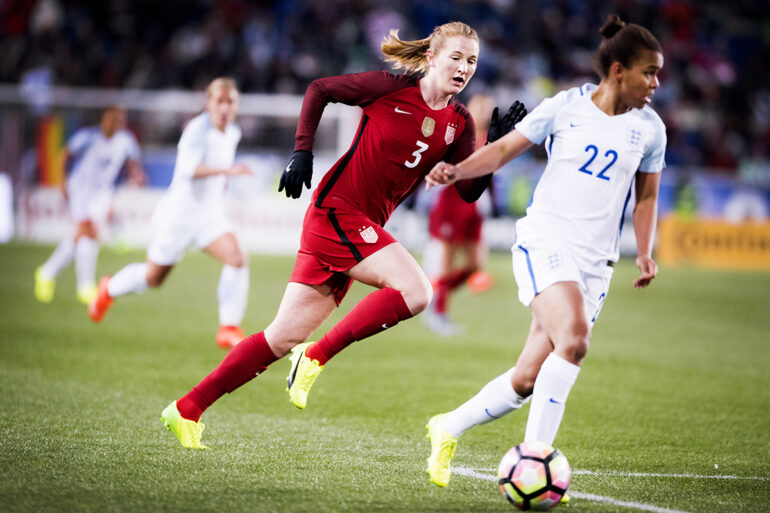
(486, 100), (527, 144)
(278, 150), (313, 199)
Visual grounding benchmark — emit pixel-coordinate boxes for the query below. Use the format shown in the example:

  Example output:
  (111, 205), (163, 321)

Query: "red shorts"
(290, 206), (397, 304)
(428, 187), (482, 244)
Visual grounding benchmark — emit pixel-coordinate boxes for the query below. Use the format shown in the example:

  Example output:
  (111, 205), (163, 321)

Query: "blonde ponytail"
(381, 22), (478, 75)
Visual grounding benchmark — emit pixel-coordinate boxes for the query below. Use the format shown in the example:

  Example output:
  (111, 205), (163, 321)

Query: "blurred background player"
(423, 93), (499, 336)
(424, 15), (666, 488)
(88, 78), (252, 350)
(159, 22), (524, 449)
(34, 106), (143, 304)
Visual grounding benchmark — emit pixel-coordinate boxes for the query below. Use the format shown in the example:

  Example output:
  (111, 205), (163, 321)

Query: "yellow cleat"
(286, 342), (323, 409)
(161, 401), (208, 449)
(77, 284), (98, 305)
(560, 493), (571, 504)
(34, 267), (55, 303)
(425, 413), (458, 487)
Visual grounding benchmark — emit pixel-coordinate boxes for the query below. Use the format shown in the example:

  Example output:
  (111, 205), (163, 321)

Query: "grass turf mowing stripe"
(453, 466), (694, 513)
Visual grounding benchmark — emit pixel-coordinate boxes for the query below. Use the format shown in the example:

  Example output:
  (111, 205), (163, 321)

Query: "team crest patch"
(421, 117), (435, 137)
(445, 123), (457, 145)
(627, 127), (643, 148)
(359, 226), (378, 243)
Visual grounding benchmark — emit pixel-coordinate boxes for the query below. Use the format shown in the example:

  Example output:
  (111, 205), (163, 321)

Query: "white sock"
(75, 237), (99, 290)
(523, 353), (581, 445)
(443, 367), (530, 438)
(217, 265), (249, 326)
(40, 237), (75, 279)
(107, 263), (148, 297)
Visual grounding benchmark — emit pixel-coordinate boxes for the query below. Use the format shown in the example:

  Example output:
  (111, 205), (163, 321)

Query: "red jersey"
(295, 71), (476, 226)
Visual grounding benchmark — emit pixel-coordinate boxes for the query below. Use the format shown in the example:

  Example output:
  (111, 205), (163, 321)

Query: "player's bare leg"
(520, 282), (587, 445)
(426, 241), (478, 336)
(288, 243), (431, 408)
(164, 283), (336, 447)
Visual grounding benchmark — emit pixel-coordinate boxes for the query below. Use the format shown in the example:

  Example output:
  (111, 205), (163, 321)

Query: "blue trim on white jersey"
(518, 245), (539, 296)
(618, 180), (634, 235)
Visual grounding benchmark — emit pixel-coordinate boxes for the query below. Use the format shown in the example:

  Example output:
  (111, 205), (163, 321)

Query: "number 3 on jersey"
(404, 140), (429, 169)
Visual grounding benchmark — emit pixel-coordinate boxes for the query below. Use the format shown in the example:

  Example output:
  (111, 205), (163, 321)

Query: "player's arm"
(192, 163), (251, 178)
(59, 148), (73, 200)
(123, 132), (146, 186)
(427, 130), (534, 189)
(126, 160), (146, 186)
(280, 71), (415, 198)
(294, 71), (414, 151)
(632, 170), (661, 289)
(174, 121), (250, 181)
(453, 100), (527, 203)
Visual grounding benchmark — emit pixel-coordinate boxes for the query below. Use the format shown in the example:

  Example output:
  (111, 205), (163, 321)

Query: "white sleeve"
(515, 88), (577, 145)
(66, 128), (94, 155)
(638, 117), (667, 173)
(173, 119), (206, 180)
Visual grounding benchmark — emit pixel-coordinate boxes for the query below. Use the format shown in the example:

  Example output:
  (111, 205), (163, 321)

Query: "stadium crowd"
(1, 0), (769, 182)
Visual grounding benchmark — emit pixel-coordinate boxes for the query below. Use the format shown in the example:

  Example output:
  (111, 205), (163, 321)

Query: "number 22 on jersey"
(578, 144), (618, 181)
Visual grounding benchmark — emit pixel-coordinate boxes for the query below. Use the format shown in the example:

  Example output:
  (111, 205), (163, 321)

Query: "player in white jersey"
(88, 78), (252, 350)
(35, 106), (144, 304)
(423, 15), (667, 488)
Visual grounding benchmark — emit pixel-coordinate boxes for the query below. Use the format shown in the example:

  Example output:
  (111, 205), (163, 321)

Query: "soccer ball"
(497, 441), (571, 510)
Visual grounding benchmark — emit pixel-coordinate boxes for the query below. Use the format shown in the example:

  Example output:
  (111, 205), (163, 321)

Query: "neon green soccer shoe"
(34, 267), (55, 303)
(76, 284), (97, 305)
(161, 401), (208, 449)
(286, 342), (323, 409)
(426, 413), (458, 487)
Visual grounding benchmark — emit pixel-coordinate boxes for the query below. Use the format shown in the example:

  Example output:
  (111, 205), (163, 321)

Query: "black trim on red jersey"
(326, 209), (364, 262)
(315, 115), (369, 208)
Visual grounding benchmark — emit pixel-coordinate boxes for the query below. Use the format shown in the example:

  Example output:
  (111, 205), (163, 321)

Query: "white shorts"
(147, 199), (233, 265)
(68, 187), (112, 224)
(511, 242), (614, 325)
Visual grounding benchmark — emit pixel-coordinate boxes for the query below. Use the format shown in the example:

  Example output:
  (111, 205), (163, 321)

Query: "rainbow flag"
(37, 116), (66, 185)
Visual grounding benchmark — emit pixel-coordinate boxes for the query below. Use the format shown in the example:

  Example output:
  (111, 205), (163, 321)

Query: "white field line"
(572, 469), (769, 481)
(465, 466), (769, 481)
(454, 466), (695, 513)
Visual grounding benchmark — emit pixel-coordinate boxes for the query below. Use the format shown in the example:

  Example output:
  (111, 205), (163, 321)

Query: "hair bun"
(599, 14), (626, 38)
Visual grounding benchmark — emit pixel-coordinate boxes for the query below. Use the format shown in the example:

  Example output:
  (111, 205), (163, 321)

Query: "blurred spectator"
(1, 0), (769, 175)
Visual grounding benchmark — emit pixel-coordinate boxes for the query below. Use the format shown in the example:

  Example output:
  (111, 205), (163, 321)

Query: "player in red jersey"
(424, 94), (497, 336)
(160, 21), (525, 449)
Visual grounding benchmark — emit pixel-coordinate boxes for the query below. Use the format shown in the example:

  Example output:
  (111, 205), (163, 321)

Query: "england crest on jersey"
(359, 226), (378, 243)
(627, 126), (643, 148)
(445, 123), (457, 145)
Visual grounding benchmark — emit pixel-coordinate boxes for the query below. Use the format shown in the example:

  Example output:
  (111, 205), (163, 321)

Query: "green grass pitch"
(1, 241), (768, 512)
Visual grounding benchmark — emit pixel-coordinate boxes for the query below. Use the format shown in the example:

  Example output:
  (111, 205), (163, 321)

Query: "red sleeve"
(454, 174), (492, 203)
(444, 102), (492, 203)
(447, 104), (476, 165)
(295, 70), (417, 152)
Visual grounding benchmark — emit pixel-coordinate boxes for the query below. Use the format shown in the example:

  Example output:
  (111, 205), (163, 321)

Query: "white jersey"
(162, 111), (242, 210)
(514, 83), (667, 268)
(66, 127), (140, 193)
